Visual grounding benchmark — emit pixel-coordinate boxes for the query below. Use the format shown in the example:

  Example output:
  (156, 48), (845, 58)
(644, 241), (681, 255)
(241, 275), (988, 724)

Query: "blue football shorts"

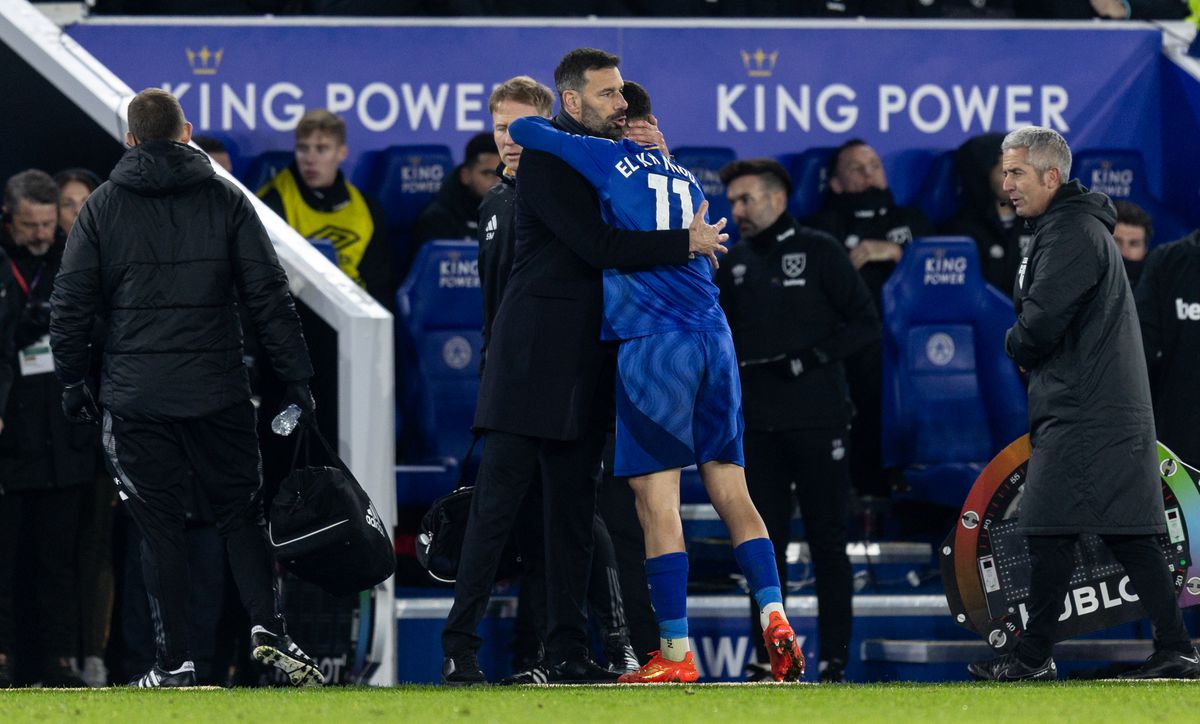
(613, 329), (745, 477)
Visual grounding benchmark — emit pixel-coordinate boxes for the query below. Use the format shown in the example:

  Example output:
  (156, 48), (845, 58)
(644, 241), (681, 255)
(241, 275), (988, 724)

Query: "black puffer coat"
(1005, 182), (1162, 535)
(51, 140), (313, 422)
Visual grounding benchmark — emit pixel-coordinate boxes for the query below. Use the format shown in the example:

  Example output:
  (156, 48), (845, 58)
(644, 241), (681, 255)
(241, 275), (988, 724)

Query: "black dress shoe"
(546, 656), (621, 684)
(1119, 648), (1200, 680)
(442, 652), (486, 686)
(968, 652), (1056, 682)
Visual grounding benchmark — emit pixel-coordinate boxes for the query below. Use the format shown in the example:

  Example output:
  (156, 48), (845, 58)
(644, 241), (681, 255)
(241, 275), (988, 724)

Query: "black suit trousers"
(442, 424), (607, 663)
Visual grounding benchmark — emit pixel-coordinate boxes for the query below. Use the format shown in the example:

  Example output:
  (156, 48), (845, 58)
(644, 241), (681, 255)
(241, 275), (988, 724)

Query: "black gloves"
(62, 381), (100, 424)
(281, 380), (316, 416)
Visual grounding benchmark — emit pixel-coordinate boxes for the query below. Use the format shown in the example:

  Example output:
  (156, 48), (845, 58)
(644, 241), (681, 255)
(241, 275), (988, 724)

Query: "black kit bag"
(269, 422), (395, 595)
(415, 435), (520, 584)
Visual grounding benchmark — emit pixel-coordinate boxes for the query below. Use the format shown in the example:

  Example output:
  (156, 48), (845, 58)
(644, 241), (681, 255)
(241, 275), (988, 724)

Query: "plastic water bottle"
(271, 403), (303, 436)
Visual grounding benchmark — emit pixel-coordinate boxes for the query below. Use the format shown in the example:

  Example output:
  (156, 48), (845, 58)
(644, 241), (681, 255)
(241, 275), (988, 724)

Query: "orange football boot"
(763, 611), (805, 681)
(617, 650), (699, 684)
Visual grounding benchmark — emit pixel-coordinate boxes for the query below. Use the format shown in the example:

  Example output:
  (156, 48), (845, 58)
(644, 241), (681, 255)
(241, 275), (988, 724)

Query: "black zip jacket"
(51, 140), (313, 422)
(805, 187), (934, 303)
(0, 232), (97, 491)
(716, 212), (880, 430)
(1136, 229), (1200, 466)
(477, 166), (515, 375)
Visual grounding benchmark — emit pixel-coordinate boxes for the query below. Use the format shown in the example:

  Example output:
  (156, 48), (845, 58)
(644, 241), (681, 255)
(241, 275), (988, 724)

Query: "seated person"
(1113, 200), (1153, 287)
(258, 109), (394, 311)
(804, 139), (935, 303)
(942, 132), (1032, 294)
(410, 132), (500, 267)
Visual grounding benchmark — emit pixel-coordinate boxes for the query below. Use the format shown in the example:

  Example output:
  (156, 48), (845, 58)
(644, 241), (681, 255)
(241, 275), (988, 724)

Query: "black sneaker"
(602, 631), (640, 675)
(128, 662), (196, 688)
(0, 657), (12, 689)
(968, 652), (1057, 682)
(1119, 648), (1200, 680)
(546, 656), (620, 684)
(250, 627), (324, 687)
(499, 661), (549, 685)
(442, 651), (486, 686)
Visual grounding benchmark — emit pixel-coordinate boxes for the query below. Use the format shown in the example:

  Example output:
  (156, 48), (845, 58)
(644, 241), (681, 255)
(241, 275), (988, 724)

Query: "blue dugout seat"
(885, 149), (961, 226)
(778, 147), (834, 222)
(359, 144), (455, 270)
(395, 240), (482, 462)
(1072, 149), (1193, 247)
(671, 146), (738, 243)
(241, 150), (295, 193)
(881, 237), (1027, 509)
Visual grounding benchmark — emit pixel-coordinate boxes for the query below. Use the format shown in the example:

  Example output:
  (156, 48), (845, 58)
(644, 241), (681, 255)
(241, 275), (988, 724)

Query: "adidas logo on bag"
(365, 504), (386, 538)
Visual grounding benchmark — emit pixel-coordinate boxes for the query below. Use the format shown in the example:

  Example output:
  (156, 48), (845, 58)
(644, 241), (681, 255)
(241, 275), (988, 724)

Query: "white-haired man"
(969, 126), (1198, 682)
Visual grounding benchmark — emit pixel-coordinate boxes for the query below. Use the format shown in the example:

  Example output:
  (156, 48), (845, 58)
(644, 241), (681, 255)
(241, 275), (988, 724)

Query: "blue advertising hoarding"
(68, 20), (1164, 193)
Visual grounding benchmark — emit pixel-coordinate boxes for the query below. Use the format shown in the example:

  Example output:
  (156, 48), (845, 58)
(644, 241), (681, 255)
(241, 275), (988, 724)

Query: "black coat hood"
(110, 140), (214, 197)
(1034, 180), (1117, 233)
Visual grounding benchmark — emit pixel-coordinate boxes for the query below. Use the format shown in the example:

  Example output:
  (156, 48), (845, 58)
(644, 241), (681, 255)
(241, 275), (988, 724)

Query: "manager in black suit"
(440, 48), (728, 685)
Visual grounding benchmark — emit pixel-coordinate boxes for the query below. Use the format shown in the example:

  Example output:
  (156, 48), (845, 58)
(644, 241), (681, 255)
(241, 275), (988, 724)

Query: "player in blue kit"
(509, 82), (805, 683)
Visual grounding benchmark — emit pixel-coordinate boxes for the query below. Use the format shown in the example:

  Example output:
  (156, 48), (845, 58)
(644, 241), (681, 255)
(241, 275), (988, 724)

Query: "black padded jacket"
(50, 140), (313, 422)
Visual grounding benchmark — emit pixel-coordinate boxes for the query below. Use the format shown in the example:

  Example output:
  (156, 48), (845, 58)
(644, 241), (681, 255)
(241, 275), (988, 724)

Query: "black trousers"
(744, 426), (854, 665)
(121, 522), (225, 682)
(511, 476), (630, 666)
(845, 341), (885, 497)
(1017, 533), (1193, 663)
(597, 445), (657, 661)
(0, 486), (82, 663)
(102, 401), (283, 670)
(442, 425), (607, 662)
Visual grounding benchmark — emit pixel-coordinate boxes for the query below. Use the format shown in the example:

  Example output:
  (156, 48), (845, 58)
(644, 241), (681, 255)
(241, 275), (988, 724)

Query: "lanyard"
(8, 258), (43, 298)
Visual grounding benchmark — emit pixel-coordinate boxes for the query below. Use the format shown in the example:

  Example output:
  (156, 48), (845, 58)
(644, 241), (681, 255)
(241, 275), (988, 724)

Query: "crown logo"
(186, 46), (223, 76)
(741, 49), (778, 78)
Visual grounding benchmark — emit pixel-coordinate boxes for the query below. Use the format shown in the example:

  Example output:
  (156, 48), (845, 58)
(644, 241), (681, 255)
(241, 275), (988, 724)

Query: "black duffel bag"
(416, 435), (519, 584)
(269, 423), (395, 595)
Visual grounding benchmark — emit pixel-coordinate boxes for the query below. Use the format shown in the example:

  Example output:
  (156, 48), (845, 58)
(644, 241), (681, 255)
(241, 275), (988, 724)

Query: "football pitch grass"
(0, 682), (1195, 723)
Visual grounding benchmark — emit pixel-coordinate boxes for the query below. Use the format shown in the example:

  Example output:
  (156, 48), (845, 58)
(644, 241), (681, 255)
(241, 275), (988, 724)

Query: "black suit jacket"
(473, 115), (690, 441)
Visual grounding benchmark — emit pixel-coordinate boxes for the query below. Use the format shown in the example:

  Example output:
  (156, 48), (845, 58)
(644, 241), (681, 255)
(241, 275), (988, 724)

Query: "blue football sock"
(645, 552), (690, 661)
(734, 537), (785, 621)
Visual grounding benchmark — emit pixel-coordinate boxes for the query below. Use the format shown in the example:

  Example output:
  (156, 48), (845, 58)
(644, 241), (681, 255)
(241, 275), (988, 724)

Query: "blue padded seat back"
(671, 146), (738, 243)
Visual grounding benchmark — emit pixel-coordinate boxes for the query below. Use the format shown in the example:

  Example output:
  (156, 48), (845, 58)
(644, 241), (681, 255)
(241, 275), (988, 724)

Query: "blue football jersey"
(510, 116), (728, 340)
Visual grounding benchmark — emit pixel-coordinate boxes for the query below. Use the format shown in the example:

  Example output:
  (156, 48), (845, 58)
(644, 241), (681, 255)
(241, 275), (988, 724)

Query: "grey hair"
(1001, 126), (1072, 180)
(4, 169), (58, 212)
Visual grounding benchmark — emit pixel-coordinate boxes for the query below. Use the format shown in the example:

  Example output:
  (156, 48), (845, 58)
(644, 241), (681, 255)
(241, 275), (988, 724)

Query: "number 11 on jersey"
(648, 173), (695, 231)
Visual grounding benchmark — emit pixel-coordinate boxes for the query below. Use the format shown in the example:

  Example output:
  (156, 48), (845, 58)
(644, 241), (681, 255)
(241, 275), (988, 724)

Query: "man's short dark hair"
(193, 135), (228, 155)
(1115, 200), (1153, 242)
(554, 47), (620, 98)
(128, 88), (186, 143)
(464, 132), (498, 167)
(719, 158), (793, 198)
(622, 81), (651, 122)
(828, 138), (869, 178)
(4, 169), (58, 212)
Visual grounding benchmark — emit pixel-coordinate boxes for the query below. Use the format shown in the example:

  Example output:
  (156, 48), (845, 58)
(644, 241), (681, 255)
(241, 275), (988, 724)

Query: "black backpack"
(415, 435), (520, 583)
(269, 423), (395, 595)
